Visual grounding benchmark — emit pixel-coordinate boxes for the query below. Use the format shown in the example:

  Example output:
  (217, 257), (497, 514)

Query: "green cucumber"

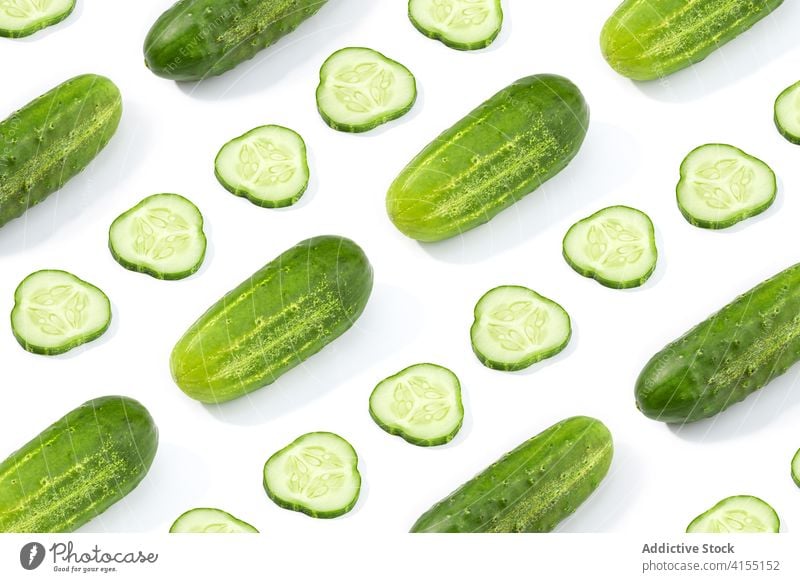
(144, 0), (329, 81)
(686, 496), (780, 533)
(316, 47), (417, 133)
(386, 74), (589, 242)
(677, 144), (776, 229)
(775, 80), (800, 145)
(170, 235), (373, 403)
(0, 396), (158, 533)
(263, 432), (361, 519)
(0, 0), (75, 37)
(563, 206), (658, 289)
(215, 125), (309, 208)
(109, 193), (207, 280)
(11, 270), (111, 355)
(635, 262), (800, 423)
(369, 363), (464, 446)
(601, 0), (784, 81)
(408, 0), (503, 50)
(411, 416), (613, 533)
(792, 449), (800, 488)
(470, 285), (571, 371)
(170, 508), (258, 533)
(0, 74), (122, 230)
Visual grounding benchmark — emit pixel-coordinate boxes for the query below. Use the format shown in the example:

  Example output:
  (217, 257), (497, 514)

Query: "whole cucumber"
(0, 396), (158, 533)
(386, 74), (589, 242)
(636, 263), (800, 423)
(411, 416), (613, 533)
(171, 235), (374, 403)
(144, 0), (329, 81)
(0, 74), (122, 229)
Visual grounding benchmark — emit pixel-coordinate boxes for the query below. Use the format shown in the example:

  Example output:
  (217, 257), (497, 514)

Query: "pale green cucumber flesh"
(263, 432), (361, 519)
(687, 496), (780, 533)
(369, 363), (464, 446)
(215, 125), (309, 208)
(109, 193), (206, 280)
(316, 47), (417, 133)
(170, 508), (258, 533)
(677, 144), (776, 229)
(775, 81), (800, 145)
(10, 270), (111, 355)
(408, 0), (503, 50)
(0, 0), (75, 38)
(563, 205), (657, 289)
(792, 449), (800, 488)
(470, 285), (571, 371)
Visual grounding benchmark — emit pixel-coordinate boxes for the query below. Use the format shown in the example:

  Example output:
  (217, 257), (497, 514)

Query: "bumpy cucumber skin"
(686, 495), (780, 533)
(774, 81), (800, 145)
(0, 74), (122, 229)
(171, 235), (374, 403)
(368, 363), (464, 447)
(677, 144), (777, 230)
(262, 432), (361, 519)
(601, 0), (784, 81)
(0, 396), (158, 533)
(316, 47), (417, 133)
(636, 263), (800, 423)
(411, 416), (613, 533)
(408, 0), (503, 51)
(169, 508), (259, 533)
(144, 0), (328, 81)
(387, 74), (589, 242)
(108, 194), (207, 280)
(11, 270), (112, 356)
(0, 0), (76, 38)
(214, 126), (309, 208)
(563, 206), (658, 289)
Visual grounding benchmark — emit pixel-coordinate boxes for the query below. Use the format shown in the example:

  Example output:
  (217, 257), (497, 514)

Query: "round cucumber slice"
(214, 125), (309, 208)
(677, 144), (777, 229)
(470, 285), (571, 372)
(109, 193), (207, 280)
(408, 0), (503, 50)
(369, 363), (464, 447)
(263, 432), (361, 519)
(792, 449), (800, 488)
(775, 80), (800, 145)
(316, 47), (417, 133)
(686, 495), (780, 533)
(169, 508), (258, 533)
(563, 205), (658, 289)
(0, 0), (74, 38)
(11, 270), (111, 355)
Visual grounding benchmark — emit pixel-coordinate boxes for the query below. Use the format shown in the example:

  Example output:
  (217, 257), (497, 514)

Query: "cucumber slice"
(686, 496), (780, 533)
(0, 0), (75, 38)
(792, 449), (800, 488)
(214, 125), (309, 208)
(470, 285), (571, 372)
(109, 193), (207, 280)
(369, 363), (464, 446)
(316, 47), (417, 133)
(11, 270), (111, 355)
(563, 205), (658, 289)
(263, 432), (361, 519)
(408, 0), (503, 50)
(169, 508), (258, 533)
(677, 144), (777, 229)
(775, 81), (800, 145)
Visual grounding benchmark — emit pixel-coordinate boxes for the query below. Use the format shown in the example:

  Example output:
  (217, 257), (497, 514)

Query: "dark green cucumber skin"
(386, 74), (589, 242)
(0, 0), (76, 38)
(636, 263), (800, 423)
(144, 0), (329, 81)
(0, 74), (122, 229)
(601, 0), (784, 81)
(171, 235), (374, 403)
(0, 396), (158, 533)
(410, 416), (613, 533)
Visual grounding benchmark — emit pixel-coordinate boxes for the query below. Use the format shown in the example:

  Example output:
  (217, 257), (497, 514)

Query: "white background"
(1, 0), (800, 537)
